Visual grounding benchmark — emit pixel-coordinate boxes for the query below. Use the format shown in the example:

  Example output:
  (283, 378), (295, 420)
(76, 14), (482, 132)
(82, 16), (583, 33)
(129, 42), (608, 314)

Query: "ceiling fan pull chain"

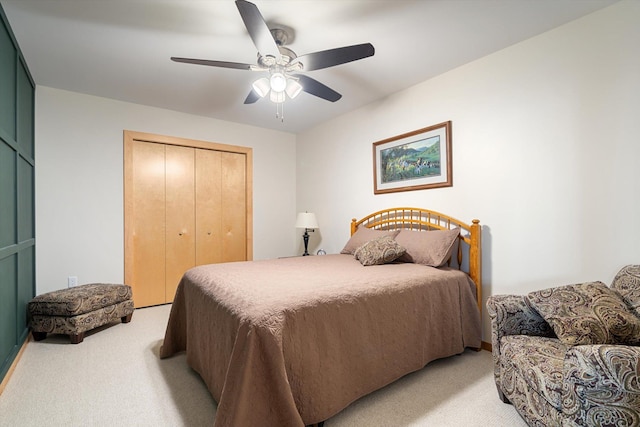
(276, 101), (284, 122)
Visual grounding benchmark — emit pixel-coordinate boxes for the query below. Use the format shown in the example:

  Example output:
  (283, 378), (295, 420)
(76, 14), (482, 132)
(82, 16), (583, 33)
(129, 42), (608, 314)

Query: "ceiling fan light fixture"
(285, 79), (302, 99)
(252, 77), (270, 98)
(269, 72), (287, 93)
(270, 90), (285, 103)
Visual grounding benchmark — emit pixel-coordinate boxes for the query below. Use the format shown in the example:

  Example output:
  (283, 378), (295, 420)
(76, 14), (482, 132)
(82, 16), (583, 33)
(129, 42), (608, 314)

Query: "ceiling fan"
(171, 0), (375, 116)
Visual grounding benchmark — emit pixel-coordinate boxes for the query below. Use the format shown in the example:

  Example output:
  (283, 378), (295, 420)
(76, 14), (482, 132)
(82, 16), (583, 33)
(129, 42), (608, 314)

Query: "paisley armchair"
(487, 265), (640, 426)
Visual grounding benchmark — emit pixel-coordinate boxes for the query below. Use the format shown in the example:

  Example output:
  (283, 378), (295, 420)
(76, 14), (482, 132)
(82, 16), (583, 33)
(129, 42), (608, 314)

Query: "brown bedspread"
(160, 254), (481, 427)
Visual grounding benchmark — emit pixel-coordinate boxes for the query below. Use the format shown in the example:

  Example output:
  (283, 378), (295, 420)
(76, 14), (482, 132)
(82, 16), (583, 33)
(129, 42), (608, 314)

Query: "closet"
(124, 131), (252, 308)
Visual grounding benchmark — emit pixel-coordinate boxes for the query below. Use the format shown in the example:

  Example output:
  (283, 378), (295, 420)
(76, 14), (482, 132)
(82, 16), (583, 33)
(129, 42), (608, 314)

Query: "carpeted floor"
(0, 304), (526, 426)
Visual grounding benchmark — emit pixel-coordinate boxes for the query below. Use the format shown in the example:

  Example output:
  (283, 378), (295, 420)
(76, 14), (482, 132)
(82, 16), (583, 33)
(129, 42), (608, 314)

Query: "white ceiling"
(2, 0), (617, 134)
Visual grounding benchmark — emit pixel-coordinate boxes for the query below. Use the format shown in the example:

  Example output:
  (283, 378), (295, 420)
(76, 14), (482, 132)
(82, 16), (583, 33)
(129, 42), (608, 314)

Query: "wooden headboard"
(351, 207), (482, 311)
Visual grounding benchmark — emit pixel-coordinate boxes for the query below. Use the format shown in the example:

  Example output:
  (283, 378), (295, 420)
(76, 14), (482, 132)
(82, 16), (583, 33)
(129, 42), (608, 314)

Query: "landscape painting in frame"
(373, 121), (452, 194)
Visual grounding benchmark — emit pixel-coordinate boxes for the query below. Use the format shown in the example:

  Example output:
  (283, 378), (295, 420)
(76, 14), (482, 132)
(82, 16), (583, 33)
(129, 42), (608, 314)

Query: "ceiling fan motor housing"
(270, 27), (293, 46)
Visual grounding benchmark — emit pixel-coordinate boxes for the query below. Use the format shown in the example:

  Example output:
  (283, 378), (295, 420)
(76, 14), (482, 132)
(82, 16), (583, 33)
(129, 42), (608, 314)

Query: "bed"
(160, 207), (482, 427)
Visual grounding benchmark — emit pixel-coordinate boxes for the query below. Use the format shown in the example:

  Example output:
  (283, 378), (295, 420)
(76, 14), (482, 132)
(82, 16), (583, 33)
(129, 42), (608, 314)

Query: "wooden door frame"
(123, 130), (253, 289)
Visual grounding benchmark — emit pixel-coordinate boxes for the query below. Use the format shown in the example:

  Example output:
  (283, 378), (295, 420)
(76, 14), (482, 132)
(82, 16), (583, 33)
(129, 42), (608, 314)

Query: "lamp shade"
(285, 78), (302, 99)
(295, 212), (319, 229)
(252, 77), (270, 98)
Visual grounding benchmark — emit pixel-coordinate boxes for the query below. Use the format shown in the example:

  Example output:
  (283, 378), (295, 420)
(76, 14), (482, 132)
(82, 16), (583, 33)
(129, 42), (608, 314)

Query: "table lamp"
(295, 212), (319, 256)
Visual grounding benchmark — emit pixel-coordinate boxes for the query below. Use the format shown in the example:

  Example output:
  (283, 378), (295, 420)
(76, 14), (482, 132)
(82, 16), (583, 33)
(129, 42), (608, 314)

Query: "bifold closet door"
(130, 141), (166, 307)
(131, 143), (196, 306)
(195, 149), (222, 265)
(220, 151), (247, 262)
(126, 132), (251, 308)
(165, 145), (196, 301)
(195, 149), (247, 264)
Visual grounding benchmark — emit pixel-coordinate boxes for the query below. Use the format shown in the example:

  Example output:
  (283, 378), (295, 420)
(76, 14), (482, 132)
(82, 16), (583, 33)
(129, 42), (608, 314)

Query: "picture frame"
(373, 121), (452, 194)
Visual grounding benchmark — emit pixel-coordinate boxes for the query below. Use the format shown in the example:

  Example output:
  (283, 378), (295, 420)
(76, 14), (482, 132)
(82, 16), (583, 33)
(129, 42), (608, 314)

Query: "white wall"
(296, 1), (640, 340)
(35, 87), (297, 294)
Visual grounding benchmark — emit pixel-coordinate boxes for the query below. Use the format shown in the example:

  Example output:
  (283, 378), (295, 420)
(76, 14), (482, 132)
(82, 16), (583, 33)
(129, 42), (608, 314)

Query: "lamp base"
(302, 230), (310, 256)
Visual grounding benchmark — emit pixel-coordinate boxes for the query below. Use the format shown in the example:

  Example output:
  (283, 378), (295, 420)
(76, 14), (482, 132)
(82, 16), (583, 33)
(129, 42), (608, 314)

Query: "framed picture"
(373, 121), (452, 194)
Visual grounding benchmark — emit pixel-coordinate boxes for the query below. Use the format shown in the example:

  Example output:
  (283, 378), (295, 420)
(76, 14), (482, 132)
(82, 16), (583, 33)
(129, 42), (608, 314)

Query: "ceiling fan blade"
(171, 57), (254, 70)
(235, 0), (281, 61)
(294, 43), (374, 71)
(293, 74), (342, 102)
(244, 89), (261, 104)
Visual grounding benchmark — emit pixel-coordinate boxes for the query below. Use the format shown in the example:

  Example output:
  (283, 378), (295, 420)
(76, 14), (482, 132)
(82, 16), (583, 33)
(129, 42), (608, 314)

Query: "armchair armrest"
(486, 294), (555, 400)
(563, 345), (640, 425)
(486, 294), (554, 349)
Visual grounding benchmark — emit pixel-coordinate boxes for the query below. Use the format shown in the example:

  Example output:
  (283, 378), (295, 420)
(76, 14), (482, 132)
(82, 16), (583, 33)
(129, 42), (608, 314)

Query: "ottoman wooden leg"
(121, 313), (132, 323)
(69, 332), (85, 344)
(32, 331), (47, 341)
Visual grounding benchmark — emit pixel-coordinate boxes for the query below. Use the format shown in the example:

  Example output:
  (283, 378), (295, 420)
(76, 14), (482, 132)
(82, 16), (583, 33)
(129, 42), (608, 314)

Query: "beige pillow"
(354, 235), (406, 266)
(395, 228), (460, 267)
(527, 281), (640, 346)
(341, 227), (400, 255)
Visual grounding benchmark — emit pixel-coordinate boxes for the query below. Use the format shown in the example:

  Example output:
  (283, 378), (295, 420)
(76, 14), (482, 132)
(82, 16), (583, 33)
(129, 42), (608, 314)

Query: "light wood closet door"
(165, 145), (196, 301)
(130, 143), (197, 306)
(125, 131), (253, 309)
(195, 150), (247, 264)
(130, 141), (166, 307)
(221, 151), (247, 262)
(195, 149), (222, 265)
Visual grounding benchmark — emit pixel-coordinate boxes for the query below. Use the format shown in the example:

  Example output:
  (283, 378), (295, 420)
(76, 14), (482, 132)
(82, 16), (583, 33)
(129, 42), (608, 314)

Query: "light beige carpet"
(0, 304), (526, 426)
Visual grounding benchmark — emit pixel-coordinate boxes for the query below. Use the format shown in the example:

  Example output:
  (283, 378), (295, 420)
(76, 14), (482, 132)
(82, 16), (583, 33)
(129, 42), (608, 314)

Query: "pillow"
(341, 227), (400, 255)
(394, 228), (460, 267)
(527, 281), (640, 346)
(353, 235), (406, 266)
(610, 264), (640, 315)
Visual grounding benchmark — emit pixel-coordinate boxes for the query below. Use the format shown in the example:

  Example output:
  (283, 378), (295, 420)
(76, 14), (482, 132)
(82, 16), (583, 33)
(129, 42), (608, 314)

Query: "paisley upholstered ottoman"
(28, 283), (134, 344)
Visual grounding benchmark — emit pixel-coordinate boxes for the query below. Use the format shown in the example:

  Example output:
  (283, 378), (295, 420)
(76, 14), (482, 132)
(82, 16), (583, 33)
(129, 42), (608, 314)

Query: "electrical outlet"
(68, 276), (78, 287)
